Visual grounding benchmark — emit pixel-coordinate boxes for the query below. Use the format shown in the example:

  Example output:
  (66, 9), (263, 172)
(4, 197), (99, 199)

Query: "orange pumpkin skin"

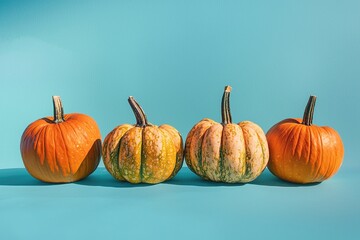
(266, 96), (344, 184)
(20, 97), (101, 183)
(102, 97), (184, 184)
(184, 86), (269, 183)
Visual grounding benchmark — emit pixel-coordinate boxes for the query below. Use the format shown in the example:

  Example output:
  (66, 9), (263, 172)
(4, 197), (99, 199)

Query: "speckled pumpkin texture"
(184, 86), (269, 183)
(185, 118), (269, 183)
(102, 96), (183, 184)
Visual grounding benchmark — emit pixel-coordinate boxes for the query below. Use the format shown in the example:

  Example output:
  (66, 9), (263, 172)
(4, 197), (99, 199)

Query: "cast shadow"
(249, 169), (321, 187)
(79, 168), (244, 187)
(75, 168), (155, 188)
(166, 168), (321, 187)
(0, 167), (321, 188)
(166, 168), (244, 187)
(0, 168), (48, 186)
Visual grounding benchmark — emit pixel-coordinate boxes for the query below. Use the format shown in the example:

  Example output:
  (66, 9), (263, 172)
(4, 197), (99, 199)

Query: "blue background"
(0, 0), (359, 239)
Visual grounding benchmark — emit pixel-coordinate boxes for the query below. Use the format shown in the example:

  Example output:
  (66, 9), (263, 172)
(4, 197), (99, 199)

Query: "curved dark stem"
(128, 96), (148, 127)
(221, 86), (232, 124)
(302, 95), (317, 126)
(52, 96), (65, 123)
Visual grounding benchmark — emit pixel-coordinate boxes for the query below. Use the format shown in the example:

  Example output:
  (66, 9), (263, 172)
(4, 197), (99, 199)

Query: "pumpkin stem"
(128, 96), (148, 127)
(302, 95), (317, 126)
(221, 86), (232, 124)
(52, 96), (65, 123)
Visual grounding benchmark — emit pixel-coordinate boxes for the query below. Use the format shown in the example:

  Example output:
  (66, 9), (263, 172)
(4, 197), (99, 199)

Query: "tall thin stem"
(302, 95), (317, 126)
(52, 96), (65, 123)
(221, 86), (232, 124)
(128, 96), (148, 127)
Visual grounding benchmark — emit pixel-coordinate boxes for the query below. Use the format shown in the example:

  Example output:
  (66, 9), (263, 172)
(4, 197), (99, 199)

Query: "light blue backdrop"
(1, 0), (359, 172)
(1, 2), (360, 240)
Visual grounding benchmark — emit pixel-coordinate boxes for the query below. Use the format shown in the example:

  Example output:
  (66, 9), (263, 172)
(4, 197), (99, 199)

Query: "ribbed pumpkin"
(266, 96), (344, 184)
(20, 96), (101, 183)
(185, 86), (269, 183)
(102, 96), (184, 184)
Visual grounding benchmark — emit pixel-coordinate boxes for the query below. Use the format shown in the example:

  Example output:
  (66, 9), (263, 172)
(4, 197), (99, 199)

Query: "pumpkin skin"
(20, 96), (101, 183)
(266, 96), (344, 184)
(102, 96), (184, 184)
(185, 86), (269, 183)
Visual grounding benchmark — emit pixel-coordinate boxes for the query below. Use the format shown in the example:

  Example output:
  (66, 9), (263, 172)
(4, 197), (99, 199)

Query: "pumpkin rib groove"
(306, 127), (313, 175)
(185, 120), (214, 177)
(290, 125), (301, 158)
(246, 122), (269, 175)
(279, 123), (297, 180)
(239, 126), (249, 178)
(103, 124), (132, 181)
(198, 127), (207, 179)
(190, 130), (199, 177)
(33, 122), (49, 180)
(253, 129), (267, 174)
(292, 125), (306, 181)
(237, 124), (247, 181)
(113, 131), (123, 179)
(189, 121), (213, 179)
(115, 131), (126, 180)
(39, 124), (50, 178)
(33, 126), (50, 178)
(46, 125), (60, 172)
(56, 121), (75, 176)
(32, 122), (45, 164)
(139, 127), (145, 182)
(293, 124), (307, 182)
(161, 128), (177, 182)
(35, 124), (48, 180)
(114, 130), (124, 179)
(219, 125), (225, 182)
(190, 124), (207, 176)
(160, 125), (184, 180)
(117, 126), (134, 181)
(311, 127), (323, 182)
(243, 125), (263, 181)
(58, 123), (73, 175)
(201, 124), (222, 181)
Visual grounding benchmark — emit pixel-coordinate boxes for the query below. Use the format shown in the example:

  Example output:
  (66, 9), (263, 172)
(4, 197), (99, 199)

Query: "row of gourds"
(20, 86), (344, 184)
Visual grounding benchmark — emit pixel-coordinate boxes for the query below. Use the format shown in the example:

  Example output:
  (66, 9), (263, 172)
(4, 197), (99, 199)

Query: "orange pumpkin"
(266, 96), (344, 184)
(184, 86), (269, 183)
(20, 96), (102, 183)
(102, 96), (184, 184)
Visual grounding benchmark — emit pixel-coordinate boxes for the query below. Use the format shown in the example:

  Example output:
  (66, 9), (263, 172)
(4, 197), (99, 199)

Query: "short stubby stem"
(302, 95), (317, 126)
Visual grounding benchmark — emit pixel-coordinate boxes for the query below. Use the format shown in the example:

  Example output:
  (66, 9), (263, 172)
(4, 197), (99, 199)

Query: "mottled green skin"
(185, 118), (269, 183)
(102, 124), (184, 184)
